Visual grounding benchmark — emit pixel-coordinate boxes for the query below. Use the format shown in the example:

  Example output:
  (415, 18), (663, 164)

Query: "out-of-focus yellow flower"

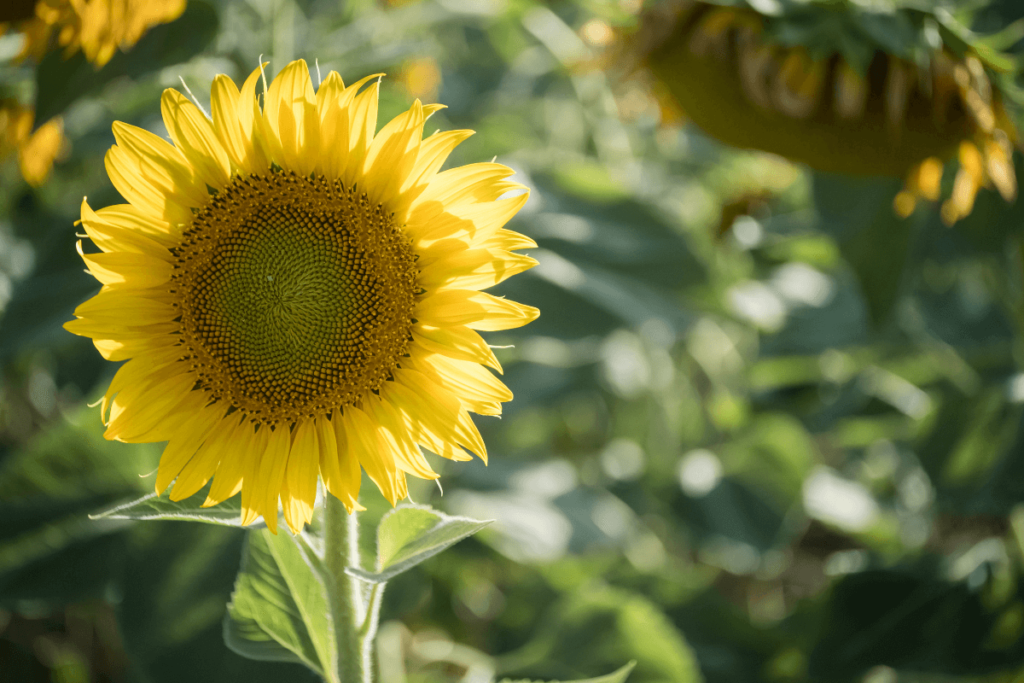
(4, 0), (185, 66)
(634, 1), (1020, 224)
(0, 102), (65, 186)
(397, 58), (442, 102)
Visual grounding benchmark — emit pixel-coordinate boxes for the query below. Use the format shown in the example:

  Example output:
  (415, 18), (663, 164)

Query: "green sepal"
(346, 503), (491, 584)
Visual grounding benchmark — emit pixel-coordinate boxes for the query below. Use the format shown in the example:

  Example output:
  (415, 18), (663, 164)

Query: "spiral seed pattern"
(171, 170), (418, 425)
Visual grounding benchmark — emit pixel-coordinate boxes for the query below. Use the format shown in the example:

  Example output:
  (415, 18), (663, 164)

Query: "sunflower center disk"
(172, 171), (418, 425)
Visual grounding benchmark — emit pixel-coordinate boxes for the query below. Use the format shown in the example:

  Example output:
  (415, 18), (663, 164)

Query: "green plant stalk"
(324, 494), (365, 683)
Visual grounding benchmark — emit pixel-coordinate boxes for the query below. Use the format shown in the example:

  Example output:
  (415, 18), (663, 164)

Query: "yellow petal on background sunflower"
(205, 419), (261, 509)
(283, 420), (320, 533)
(342, 405), (403, 506)
(253, 425), (292, 534)
(170, 413), (245, 501)
(413, 324), (502, 373)
(77, 241), (173, 288)
(155, 404), (225, 495)
(418, 245), (537, 291)
(18, 115), (64, 186)
(984, 136), (1017, 202)
(161, 89), (232, 190)
(364, 395), (439, 479)
(264, 59), (320, 177)
(318, 411), (363, 512)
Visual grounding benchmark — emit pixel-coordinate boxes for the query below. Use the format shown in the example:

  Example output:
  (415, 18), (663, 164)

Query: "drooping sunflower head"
(1, 0), (185, 66)
(65, 60), (539, 533)
(630, 0), (1022, 224)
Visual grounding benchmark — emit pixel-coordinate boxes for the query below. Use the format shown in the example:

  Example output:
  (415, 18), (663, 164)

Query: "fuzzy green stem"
(324, 495), (365, 683)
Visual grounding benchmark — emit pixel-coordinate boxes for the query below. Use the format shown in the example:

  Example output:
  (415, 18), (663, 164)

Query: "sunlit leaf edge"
(496, 661), (637, 683)
(345, 503), (492, 584)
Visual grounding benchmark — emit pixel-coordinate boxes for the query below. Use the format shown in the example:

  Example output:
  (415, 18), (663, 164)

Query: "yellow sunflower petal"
(77, 241), (172, 288)
(364, 394), (439, 479)
(342, 405), (404, 506)
(417, 289), (539, 331)
(283, 420), (320, 533)
(154, 403), (224, 494)
(264, 59), (320, 177)
(161, 88), (232, 190)
(418, 245), (538, 291)
(319, 411), (363, 512)
(170, 412), (244, 501)
(253, 425), (291, 534)
(203, 418), (257, 507)
(413, 325), (502, 373)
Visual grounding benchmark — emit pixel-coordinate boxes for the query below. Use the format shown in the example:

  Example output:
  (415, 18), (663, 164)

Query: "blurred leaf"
(117, 521), (315, 683)
(812, 173), (913, 327)
(347, 503), (491, 584)
(501, 586), (703, 683)
(808, 565), (1024, 680)
(224, 529), (337, 681)
(33, 1), (219, 126)
(497, 661), (637, 683)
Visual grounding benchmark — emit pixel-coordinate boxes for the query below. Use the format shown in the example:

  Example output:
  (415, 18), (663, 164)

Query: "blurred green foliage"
(7, 0), (1024, 682)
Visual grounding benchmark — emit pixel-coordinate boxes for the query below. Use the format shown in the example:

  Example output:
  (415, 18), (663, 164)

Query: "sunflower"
(2, 0), (185, 66)
(65, 60), (539, 534)
(0, 101), (65, 186)
(633, 0), (1020, 224)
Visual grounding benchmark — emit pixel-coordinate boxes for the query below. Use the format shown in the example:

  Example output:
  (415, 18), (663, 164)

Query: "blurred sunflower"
(0, 0), (185, 66)
(0, 100), (65, 186)
(633, 0), (1022, 223)
(64, 60), (539, 534)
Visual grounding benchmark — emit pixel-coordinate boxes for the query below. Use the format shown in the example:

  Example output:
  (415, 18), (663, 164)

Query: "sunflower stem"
(324, 495), (366, 683)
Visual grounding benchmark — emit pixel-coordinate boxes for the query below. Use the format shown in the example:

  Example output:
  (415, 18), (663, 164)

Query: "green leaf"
(346, 503), (491, 584)
(32, 0), (219, 125)
(90, 483), (265, 528)
(497, 662), (637, 683)
(224, 530), (337, 682)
